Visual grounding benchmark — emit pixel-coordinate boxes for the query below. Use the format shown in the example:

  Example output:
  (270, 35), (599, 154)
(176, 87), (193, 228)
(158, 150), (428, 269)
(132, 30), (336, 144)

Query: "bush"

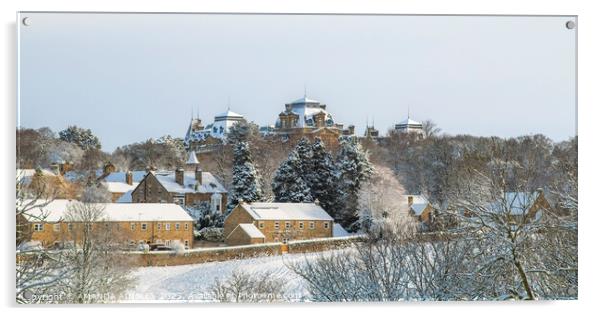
(198, 227), (225, 242)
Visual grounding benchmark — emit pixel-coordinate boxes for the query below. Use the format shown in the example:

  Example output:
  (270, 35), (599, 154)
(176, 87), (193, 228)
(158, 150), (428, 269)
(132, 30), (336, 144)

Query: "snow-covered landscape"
(126, 252), (324, 302)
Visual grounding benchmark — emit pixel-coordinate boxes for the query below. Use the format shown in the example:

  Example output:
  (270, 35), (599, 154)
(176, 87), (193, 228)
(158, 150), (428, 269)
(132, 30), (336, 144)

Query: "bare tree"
(16, 173), (68, 303)
(422, 120), (441, 138)
(210, 269), (288, 302)
(49, 201), (134, 303)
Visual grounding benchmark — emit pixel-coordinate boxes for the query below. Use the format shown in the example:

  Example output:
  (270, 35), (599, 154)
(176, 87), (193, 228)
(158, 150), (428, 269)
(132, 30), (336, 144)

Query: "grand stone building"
(394, 116), (424, 136)
(184, 110), (246, 152)
(272, 96), (354, 149)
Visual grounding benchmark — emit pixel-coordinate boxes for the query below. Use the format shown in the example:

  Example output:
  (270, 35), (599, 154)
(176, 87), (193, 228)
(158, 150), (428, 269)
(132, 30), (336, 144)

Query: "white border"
(2, 0), (600, 315)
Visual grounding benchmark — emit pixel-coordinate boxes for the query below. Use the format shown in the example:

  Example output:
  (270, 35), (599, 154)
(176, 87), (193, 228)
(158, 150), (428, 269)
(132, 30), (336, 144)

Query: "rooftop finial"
(191, 106), (194, 121)
(407, 106), (410, 120)
(304, 84), (307, 98)
(227, 96), (231, 111)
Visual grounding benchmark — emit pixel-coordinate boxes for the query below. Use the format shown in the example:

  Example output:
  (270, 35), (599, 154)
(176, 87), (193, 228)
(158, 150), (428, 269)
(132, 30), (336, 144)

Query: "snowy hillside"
(125, 251), (342, 303)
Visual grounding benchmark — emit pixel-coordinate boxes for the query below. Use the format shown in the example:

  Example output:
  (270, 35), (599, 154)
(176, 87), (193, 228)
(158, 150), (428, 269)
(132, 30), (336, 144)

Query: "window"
(184, 223), (189, 231)
(166, 240), (172, 246)
(67, 223), (73, 231)
(53, 223), (61, 232)
(175, 223), (180, 231)
(274, 221), (280, 230)
(309, 222), (315, 230)
(211, 193), (222, 213)
(184, 240), (189, 248)
(157, 223), (162, 230)
(285, 222), (291, 229)
(258, 221), (265, 229)
(165, 223), (171, 231)
(33, 223), (43, 231)
(324, 222), (330, 229)
(130, 223), (136, 231)
(141, 223), (147, 231)
(299, 222), (304, 230)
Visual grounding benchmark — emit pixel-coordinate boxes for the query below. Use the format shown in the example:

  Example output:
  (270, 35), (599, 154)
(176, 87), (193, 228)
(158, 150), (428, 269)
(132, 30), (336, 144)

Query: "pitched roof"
(237, 223), (265, 239)
(152, 171), (227, 194)
(290, 96), (320, 104)
(397, 117), (422, 126)
(22, 199), (194, 222)
(116, 190), (133, 203)
(333, 223), (349, 237)
(402, 194), (430, 216)
(215, 110), (244, 119)
(102, 181), (139, 193)
(103, 171), (147, 183)
(239, 202), (334, 221)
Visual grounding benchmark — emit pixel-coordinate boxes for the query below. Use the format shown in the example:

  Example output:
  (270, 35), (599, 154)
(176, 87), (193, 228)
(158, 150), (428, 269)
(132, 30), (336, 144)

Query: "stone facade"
(226, 225), (265, 246)
(131, 172), (228, 213)
(24, 220), (194, 249)
(224, 204), (334, 245)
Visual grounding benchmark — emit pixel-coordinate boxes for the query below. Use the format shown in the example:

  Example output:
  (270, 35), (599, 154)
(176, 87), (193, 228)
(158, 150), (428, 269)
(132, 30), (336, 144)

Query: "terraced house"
(19, 199), (195, 249)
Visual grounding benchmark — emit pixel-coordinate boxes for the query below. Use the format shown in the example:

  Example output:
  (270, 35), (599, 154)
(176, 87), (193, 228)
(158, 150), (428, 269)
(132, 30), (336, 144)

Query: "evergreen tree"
(58, 125), (101, 150)
(307, 138), (341, 218)
(228, 141), (263, 213)
(272, 150), (313, 202)
(295, 137), (314, 183)
(335, 137), (374, 230)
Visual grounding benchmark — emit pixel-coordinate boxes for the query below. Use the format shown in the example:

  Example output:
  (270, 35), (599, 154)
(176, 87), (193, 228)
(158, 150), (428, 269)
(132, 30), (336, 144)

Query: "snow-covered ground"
(124, 251), (338, 303)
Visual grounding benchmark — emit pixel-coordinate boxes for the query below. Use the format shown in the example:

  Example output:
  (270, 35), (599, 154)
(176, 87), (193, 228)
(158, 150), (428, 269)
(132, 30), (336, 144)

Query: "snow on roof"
(103, 171), (147, 183)
(102, 181), (139, 193)
(402, 195), (430, 216)
(22, 199), (194, 222)
(398, 117), (422, 125)
(116, 190), (133, 203)
(333, 223), (349, 237)
(240, 202), (334, 221)
(237, 223), (265, 239)
(153, 171), (227, 194)
(186, 152), (200, 165)
(290, 96), (320, 104)
(215, 110), (244, 119)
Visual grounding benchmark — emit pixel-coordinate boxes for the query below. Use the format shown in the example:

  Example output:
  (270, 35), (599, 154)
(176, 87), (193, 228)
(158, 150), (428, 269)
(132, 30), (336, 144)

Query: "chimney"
(175, 167), (184, 186)
(125, 171), (133, 185)
(407, 196), (414, 206)
(195, 166), (203, 185)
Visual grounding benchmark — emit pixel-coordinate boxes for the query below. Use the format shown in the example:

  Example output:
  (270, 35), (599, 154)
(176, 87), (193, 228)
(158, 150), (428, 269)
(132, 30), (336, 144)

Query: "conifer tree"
(307, 138), (341, 217)
(228, 141), (263, 213)
(272, 150), (313, 202)
(335, 137), (374, 230)
(295, 137), (314, 182)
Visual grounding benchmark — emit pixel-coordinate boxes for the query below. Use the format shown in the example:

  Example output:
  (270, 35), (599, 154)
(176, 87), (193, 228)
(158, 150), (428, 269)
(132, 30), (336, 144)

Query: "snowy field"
(123, 251), (340, 303)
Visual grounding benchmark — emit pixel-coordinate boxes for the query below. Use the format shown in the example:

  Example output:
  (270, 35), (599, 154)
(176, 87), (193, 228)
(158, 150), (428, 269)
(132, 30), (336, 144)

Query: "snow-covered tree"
(335, 138), (374, 230)
(58, 125), (101, 150)
(295, 137), (314, 181)
(272, 150), (313, 203)
(306, 138), (340, 217)
(228, 141), (263, 213)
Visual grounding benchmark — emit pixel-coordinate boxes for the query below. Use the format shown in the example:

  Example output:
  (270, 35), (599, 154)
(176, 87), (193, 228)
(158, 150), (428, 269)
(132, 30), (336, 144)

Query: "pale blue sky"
(18, 13), (576, 151)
